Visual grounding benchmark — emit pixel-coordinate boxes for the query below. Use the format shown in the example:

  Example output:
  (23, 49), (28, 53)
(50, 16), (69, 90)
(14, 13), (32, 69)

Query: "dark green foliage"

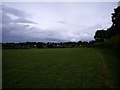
(2, 41), (93, 49)
(36, 42), (46, 48)
(107, 35), (120, 52)
(94, 30), (107, 42)
(94, 6), (120, 52)
(99, 48), (120, 86)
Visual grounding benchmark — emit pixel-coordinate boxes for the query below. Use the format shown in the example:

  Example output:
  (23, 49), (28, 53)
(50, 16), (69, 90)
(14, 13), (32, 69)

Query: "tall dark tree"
(94, 30), (107, 42)
(94, 5), (120, 51)
(107, 6), (120, 39)
(112, 6), (120, 27)
(94, 6), (120, 41)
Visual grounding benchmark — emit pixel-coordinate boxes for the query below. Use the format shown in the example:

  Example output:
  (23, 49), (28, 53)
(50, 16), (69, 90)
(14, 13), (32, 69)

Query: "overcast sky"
(1, 2), (118, 42)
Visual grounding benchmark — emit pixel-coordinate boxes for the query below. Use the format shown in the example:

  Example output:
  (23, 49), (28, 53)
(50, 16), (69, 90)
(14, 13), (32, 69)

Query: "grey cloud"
(118, 1), (120, 6)
(2, 3), (115, 43)
(2, 5), (27, 18)
(2, 17), (102, 42)
(57, 21), (66, 24)
(2, 23), (32, 42)
(75, 24), (103, 41)
(92, 24), (102, 30)
(2, 4), (38, 42)
(2, 23), (74, 42)
(2, 12), (12, 24)
(1, 5), (36, 24)
(2, 21), (95, 42)
(13, 18), (36, 24)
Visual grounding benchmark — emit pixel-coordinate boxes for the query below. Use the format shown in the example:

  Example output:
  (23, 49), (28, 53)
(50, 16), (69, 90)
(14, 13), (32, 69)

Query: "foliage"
(94, 30), (107, 42)
(94, 6), (120, 52)
(107, 35), (120, 51)
(2, 41), (93, 49)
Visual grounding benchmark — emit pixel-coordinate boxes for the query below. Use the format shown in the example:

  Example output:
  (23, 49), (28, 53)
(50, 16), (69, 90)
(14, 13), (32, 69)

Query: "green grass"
(2, 48), (119, 88)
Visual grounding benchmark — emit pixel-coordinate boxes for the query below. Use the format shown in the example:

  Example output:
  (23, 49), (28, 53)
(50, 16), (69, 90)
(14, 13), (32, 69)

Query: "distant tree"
(46, 42), (55, 48)
(36, 42), (46, 48)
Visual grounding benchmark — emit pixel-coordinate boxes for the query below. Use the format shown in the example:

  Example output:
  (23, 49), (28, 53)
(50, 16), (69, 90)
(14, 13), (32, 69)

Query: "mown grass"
(99, 48), (120, 87)
(2, 48), (119, 88)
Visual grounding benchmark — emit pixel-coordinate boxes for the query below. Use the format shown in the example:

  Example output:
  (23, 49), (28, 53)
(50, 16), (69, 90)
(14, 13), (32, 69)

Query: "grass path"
(98, 54), (115, 88)
(2, 48), (119, 88)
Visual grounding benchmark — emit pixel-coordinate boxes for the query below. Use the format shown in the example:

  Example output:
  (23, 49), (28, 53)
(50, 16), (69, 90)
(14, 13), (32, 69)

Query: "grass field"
(2, 48), (120, 88)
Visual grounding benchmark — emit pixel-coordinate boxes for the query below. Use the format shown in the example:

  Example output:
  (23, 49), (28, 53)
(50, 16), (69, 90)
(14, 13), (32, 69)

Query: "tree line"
(2, 41), (95, 49)
(94, 6), (120, 52)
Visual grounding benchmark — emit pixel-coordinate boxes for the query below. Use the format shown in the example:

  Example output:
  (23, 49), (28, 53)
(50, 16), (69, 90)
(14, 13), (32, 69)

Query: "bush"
(110, 35), (120, 51)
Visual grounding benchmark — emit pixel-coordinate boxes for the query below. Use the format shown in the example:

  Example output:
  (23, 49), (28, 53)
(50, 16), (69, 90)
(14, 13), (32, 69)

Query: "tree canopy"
(94, 6), (120, 51)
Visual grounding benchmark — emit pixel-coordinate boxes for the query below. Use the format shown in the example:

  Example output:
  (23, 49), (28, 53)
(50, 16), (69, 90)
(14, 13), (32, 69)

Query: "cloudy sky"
(1, 2), (118, 42)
